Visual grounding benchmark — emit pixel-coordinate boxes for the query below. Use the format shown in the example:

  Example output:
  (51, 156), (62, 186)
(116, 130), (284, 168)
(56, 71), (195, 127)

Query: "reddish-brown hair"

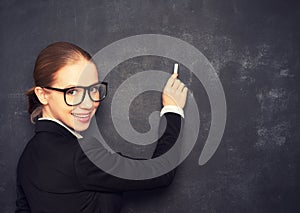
(26, 42), (93, 123)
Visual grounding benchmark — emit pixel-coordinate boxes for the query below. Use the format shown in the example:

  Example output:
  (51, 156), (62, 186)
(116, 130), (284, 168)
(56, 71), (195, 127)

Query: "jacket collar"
(35, 119), (80, 140)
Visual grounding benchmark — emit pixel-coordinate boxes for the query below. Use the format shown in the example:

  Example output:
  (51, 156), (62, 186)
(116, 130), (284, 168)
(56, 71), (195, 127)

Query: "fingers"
(182, 86), (188, 96)
(173, 79), (181, 90)
(171, 73), (178, 79)
(162, 76), (188, 108)
(164, 74), (186, 92)
(177, 82), (185, 92)
(165, 73), (178, 88)
(165, 75), (176, 89)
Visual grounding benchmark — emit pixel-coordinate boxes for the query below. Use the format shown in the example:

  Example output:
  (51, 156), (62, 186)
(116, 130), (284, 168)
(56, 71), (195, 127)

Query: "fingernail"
(172, 73), (178, 78)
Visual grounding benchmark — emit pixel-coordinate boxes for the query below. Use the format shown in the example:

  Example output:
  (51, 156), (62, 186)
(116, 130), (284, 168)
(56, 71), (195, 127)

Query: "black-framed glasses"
(43, 81), (108, 106)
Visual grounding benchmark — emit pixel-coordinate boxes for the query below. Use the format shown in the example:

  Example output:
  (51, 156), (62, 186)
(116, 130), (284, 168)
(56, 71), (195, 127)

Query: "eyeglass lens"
(65, 83), (106, 105)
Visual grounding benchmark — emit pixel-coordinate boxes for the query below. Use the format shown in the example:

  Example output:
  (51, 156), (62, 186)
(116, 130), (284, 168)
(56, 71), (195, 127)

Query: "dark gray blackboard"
(1, 0), (299, 212)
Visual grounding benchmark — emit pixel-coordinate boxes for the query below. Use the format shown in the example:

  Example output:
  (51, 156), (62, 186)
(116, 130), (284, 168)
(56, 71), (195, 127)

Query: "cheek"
(60, 104), (74, 117)
(49, 94), (66, 111)
(53, 95), (73, 113)
(94, 102), (100, 108)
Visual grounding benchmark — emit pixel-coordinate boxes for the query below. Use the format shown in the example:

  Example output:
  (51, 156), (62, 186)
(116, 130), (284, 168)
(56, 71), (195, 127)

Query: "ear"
(34, 86), (49, 105)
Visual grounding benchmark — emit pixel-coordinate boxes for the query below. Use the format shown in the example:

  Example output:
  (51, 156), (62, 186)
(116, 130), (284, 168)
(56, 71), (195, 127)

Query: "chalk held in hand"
(173, 63), (178, 74)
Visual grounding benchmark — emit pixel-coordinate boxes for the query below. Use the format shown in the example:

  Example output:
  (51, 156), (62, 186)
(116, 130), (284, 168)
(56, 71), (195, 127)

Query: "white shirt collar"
(38, 117), (83, 139)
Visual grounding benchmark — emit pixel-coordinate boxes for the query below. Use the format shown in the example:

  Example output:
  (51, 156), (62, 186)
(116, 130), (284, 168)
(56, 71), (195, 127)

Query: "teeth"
(72, 113), (89, 118)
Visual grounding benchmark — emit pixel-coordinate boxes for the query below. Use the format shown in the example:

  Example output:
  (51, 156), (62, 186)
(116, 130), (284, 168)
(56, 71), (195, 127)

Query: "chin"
(73, 121), (91, 132)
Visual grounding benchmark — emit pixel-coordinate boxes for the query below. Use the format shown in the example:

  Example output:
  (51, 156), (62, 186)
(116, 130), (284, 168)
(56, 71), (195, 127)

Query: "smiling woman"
(16, 42), (188, 213)
(35, 61), (101, 132)
(27, 44), (101, 132)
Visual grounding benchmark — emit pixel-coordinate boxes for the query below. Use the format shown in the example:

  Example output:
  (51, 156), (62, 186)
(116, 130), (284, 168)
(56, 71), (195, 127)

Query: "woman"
(16, 42), (188, 212)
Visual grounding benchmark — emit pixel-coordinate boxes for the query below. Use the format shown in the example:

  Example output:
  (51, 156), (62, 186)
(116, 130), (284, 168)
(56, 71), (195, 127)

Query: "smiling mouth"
(72, 113), (90, 118)
(71, 112), (92, 123)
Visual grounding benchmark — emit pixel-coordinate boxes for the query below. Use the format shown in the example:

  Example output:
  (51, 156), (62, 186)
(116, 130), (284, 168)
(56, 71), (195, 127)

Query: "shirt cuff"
(160, 105), (184, 118)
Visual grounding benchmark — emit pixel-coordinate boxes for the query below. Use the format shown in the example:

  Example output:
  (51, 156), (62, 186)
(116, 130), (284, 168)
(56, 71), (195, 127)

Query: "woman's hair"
(26, 42), (93, 123)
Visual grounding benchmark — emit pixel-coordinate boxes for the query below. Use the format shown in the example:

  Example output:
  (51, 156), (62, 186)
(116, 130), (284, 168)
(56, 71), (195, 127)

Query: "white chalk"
(173, 63), (178, 74)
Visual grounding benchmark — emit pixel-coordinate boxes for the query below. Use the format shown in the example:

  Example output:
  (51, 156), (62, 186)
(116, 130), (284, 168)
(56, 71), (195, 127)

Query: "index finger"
(171, 73), (178, 78)
(165, 74), (176, 88)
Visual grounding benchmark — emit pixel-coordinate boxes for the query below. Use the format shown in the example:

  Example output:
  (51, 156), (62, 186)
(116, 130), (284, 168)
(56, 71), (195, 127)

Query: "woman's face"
(43, 59), (100, 132)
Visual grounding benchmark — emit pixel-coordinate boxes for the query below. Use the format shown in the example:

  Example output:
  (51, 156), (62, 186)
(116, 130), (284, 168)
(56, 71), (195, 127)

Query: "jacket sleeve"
(74, 112), (183, 192)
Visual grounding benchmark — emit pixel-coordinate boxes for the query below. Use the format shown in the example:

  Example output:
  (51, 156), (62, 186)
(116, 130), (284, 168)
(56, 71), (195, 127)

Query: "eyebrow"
(63, 82), (100, 88)
(64, 84), (76, 88)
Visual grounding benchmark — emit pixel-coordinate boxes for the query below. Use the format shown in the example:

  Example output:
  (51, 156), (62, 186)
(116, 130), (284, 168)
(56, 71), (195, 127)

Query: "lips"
(71, 112), (92, 123)
(72, 113), (90, 118)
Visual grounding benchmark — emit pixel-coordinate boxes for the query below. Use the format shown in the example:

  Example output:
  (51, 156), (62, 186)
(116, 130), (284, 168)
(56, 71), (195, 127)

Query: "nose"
(80, 90), (93, 109)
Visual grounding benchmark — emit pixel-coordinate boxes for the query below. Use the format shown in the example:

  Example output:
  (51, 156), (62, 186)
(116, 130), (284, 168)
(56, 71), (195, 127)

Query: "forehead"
(53, 59), (99, 87)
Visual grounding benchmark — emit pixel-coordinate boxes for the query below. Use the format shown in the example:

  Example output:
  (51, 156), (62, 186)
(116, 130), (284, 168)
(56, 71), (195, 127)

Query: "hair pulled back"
(26, 42), (92, 123)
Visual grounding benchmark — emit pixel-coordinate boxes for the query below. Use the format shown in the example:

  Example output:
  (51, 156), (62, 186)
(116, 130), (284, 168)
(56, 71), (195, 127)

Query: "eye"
(66, 88), (78, 96)
(90, 86), (98, 93)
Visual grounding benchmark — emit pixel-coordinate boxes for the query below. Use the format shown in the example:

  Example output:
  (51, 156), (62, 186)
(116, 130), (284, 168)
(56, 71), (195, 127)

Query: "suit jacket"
(15, 113), (182, 213)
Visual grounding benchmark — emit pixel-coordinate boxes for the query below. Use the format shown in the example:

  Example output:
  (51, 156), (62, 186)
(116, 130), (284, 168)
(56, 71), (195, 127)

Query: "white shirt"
(160, 105), (184, 118)
(38, 106), (184, 139)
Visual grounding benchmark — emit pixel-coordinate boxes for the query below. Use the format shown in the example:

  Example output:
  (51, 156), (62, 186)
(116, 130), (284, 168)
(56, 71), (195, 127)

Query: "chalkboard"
(0, 0), (299, 212)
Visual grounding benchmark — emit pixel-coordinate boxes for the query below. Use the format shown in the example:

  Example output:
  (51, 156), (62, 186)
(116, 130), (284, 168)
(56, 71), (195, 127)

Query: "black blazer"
(16, 113), (182, 213)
